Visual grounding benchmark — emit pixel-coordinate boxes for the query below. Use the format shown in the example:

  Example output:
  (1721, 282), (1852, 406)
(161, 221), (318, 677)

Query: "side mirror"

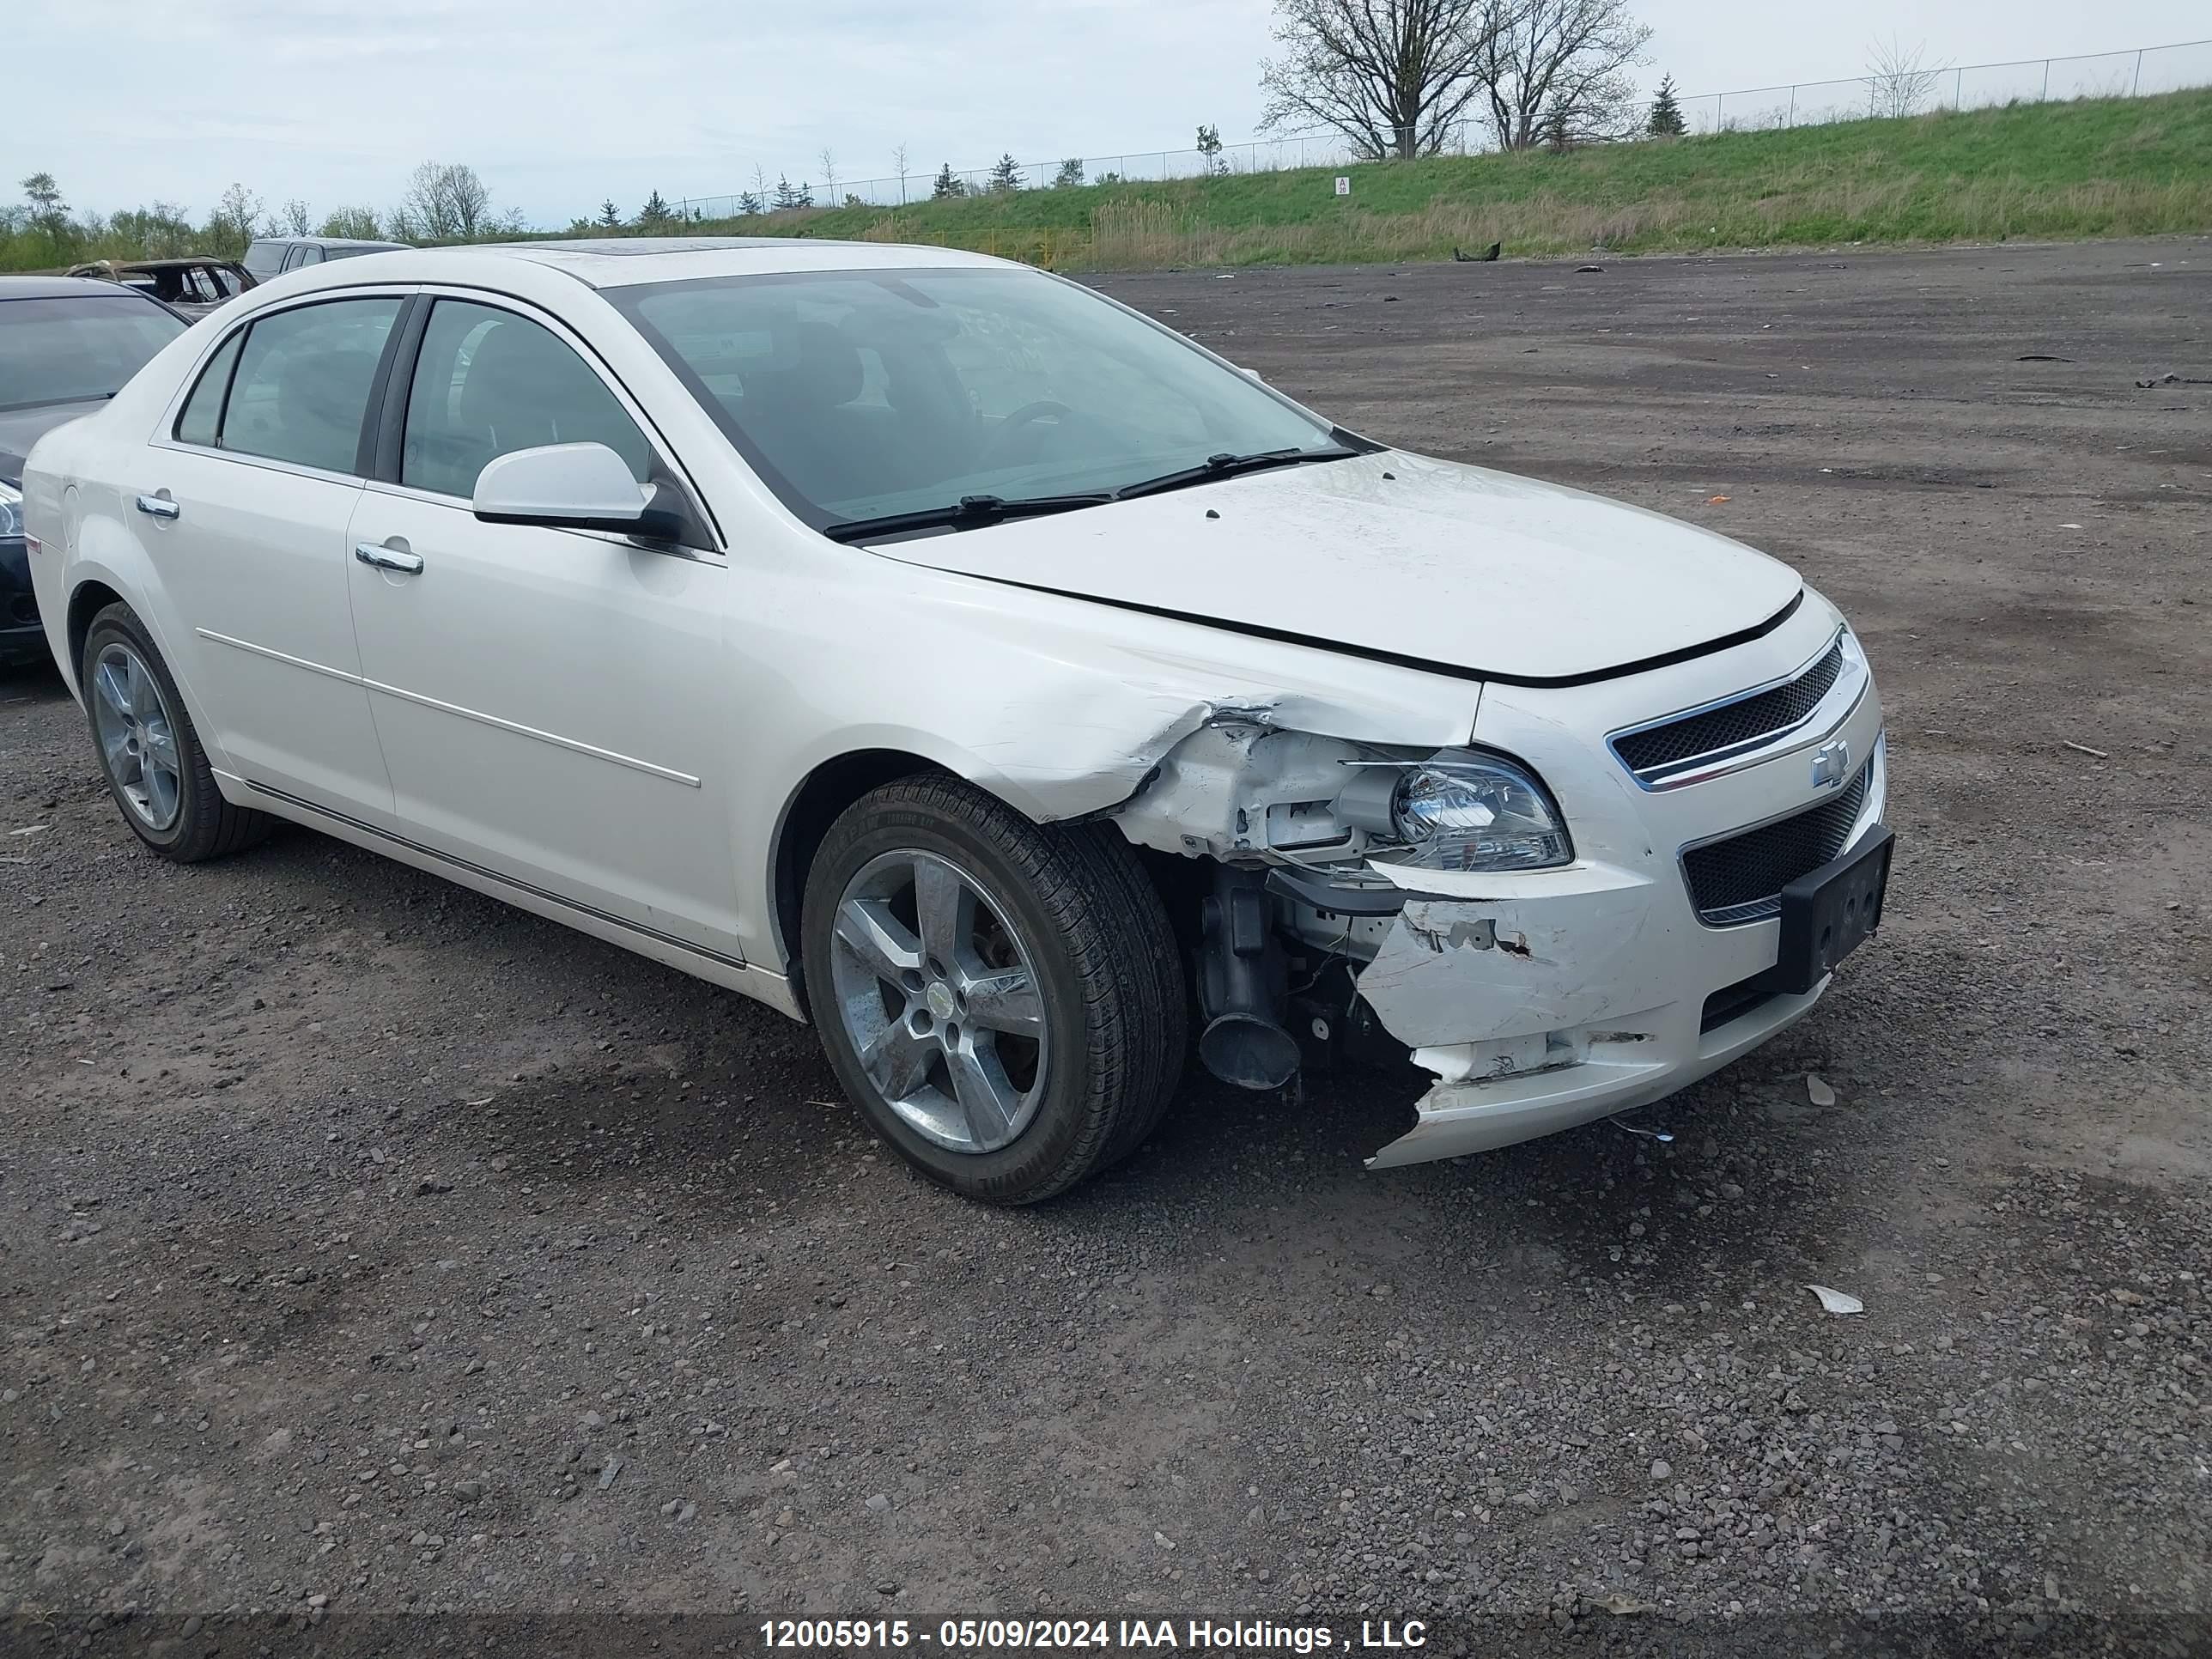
(472, 442), (649, 532)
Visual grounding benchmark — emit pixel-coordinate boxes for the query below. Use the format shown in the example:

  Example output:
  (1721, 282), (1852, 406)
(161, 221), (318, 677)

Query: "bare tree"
(404, 161), (493, 240)
(892, 143), (910, 205)
(202, 182), (264, 255)
(818, 148), (839, 199)
(320, 205), (382, 240)
(282, 198), (313, 236)
(20, 171), (69, 234)
(1470, 0), (1650, 150)
(1867, 35), (1945, 119)
(1259, 0), (1510, 160)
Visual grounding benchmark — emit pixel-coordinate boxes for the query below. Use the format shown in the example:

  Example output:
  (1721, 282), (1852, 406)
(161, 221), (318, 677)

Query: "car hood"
(0, 399), (106, 488)
(867, 450), (1803, 684)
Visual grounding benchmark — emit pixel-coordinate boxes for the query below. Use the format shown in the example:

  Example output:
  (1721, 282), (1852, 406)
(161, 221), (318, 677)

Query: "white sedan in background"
(21, 239), (1890, 1203)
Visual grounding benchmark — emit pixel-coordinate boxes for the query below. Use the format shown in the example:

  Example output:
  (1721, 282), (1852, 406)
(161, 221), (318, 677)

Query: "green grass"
(678, 88), (2212, 266)
(9, 89), (2206, 276)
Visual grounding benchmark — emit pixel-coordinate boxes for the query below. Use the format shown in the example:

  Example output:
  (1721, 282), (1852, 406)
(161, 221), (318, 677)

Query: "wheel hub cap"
(89, 641), (183, 832)
(826, 849), (1050, 1156)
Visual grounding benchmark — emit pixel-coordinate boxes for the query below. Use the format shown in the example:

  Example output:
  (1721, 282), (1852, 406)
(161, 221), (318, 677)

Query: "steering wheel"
(980, 399), (1075, 468)
(998, 399), (1072, 429)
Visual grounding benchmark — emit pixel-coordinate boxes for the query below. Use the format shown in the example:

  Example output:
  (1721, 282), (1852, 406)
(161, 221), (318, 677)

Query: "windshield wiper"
(1112, 445), (1358, 502)
(821, 491), (1115, 544)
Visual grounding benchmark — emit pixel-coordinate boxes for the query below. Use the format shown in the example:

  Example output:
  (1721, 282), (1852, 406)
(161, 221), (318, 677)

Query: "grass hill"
(679, 88), (2212, 268)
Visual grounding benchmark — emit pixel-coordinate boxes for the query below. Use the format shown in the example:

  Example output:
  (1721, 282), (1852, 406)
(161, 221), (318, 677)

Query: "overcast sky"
(21, 0), (2209, 228)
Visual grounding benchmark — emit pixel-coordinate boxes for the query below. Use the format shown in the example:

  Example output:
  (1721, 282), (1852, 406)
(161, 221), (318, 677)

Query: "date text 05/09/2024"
(758, 1618), (1430, 1650)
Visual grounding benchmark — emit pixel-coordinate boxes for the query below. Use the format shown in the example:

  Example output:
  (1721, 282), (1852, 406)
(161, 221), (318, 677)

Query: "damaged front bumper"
(1351, 789), (1885, 1170)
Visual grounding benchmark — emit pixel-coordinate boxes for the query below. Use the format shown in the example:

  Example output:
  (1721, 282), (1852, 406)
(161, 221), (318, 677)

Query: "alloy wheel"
(826, 849), (1049, 1154)
(90, 641), (184, 831)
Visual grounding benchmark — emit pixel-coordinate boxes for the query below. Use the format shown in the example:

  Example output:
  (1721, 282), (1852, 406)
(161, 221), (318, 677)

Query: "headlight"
(1339, 750), (1573, 872)
(0, 482), (21, 542)
(1392, 757), (1571, 871)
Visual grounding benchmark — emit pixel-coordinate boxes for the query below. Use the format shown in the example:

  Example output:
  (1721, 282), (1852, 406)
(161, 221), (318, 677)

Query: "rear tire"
(801, 775), (1185, 1204)
(81, 602), (272, 862)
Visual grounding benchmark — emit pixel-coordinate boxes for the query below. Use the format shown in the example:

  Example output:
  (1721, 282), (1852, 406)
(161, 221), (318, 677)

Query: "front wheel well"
(65, 580), (125, 685)
(772, 750), (943, 1017)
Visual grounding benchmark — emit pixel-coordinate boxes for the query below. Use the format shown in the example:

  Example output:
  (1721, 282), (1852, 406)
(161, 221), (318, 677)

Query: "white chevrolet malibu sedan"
(21, 238), (1891, 1202)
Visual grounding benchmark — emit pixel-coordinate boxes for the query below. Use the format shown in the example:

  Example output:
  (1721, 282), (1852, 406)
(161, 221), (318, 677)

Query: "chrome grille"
(1613, 635), (1848, 785)
(1682, 759), (1872, 925)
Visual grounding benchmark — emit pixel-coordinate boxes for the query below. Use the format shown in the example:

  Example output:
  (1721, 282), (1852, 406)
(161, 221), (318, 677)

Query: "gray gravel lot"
(2, 240), (2209, 1656)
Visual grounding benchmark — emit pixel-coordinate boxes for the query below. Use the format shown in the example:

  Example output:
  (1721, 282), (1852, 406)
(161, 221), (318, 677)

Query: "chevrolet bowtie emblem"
(1810, 738), (1852, 790)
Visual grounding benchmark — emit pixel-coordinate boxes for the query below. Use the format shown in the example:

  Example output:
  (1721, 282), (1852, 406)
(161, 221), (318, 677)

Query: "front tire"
(801, 775), (1185, 1204)
(81, 602), (271, 862)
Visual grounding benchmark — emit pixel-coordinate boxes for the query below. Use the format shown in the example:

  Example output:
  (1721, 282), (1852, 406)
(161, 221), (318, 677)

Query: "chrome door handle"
(136, 494), (180, 520)
(355, 542), (424, 574)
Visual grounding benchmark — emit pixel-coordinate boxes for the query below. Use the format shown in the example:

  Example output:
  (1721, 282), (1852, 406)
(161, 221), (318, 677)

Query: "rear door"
(343, 293), (742, 958)
(142, 292), (408, 819)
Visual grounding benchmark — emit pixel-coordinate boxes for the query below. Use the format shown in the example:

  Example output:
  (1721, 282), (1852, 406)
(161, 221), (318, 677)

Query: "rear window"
(242, 240), (287, 281)
(217, 296), (404, 474)
(0, 294), (187, 411)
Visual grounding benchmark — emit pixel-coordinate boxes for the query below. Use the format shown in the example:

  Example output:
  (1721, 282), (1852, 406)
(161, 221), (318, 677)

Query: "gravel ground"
(2, 240), (2208, 1657)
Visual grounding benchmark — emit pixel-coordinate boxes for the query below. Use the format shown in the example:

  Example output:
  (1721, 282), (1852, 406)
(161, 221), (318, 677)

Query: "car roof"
(0, 274), (176, 301)
(252, 235), (405, 250)
(304, 236), (1011, 290)
(71, 257), (235, 272)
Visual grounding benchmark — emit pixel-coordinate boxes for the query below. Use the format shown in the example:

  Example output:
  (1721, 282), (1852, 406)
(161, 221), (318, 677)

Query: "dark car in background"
(65, 256), (254, 319)
(0, 276), (187, 666)
(240, 234), (406, 283)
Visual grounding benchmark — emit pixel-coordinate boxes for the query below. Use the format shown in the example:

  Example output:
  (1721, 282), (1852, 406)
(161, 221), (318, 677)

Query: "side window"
(400, 299), (653, 501)
(280, 246), (305, 272)
(299, 246), (325, 266)
(173, 331), (245, 447)
(220, 298), (404, 474)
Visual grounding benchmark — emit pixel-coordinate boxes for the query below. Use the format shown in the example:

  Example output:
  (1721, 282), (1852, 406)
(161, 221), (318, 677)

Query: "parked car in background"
(18, 240), (1891, 1202)
(1, 275), (187, 666)
(240, 235), (406, 283)
(66, 257), (253, 319)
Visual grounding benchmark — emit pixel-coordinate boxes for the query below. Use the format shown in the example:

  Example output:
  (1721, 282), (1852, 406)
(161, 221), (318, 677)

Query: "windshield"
(612, 267), (1344, 531)
(0, 294), (187, 412)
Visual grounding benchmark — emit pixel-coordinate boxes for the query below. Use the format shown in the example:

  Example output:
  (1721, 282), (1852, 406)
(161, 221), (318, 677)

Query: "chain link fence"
(1688, 39), (2212, 133)
(676, 38), (2210, 221)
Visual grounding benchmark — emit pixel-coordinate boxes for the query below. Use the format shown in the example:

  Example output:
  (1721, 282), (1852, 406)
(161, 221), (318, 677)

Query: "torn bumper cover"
(1351, 859), (1838, 1170)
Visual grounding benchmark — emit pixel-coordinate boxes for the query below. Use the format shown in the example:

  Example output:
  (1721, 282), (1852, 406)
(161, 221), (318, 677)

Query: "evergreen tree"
(736, 189), (764, 216)
(772, 174), (804, 210)
(931, 162), (965, 199)
(1647, 74), (1686, 137)
(597, 198), (622, 227)
(985, 152), (1023, 192)
(636, 190), (674, 227)
(1052, 157), (1085, 189)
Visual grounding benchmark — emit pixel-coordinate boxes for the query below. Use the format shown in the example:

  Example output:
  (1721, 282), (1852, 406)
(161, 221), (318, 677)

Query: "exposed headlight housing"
(1338, 750), (1573, 872)
(0, 481), (21, 543)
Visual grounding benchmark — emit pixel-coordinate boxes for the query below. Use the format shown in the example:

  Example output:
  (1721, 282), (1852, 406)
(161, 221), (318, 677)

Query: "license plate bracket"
(1770, 827), (1893, 995)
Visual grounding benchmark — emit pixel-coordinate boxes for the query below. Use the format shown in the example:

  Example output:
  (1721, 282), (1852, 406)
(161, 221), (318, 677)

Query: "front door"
(342, 295), (742, 958)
